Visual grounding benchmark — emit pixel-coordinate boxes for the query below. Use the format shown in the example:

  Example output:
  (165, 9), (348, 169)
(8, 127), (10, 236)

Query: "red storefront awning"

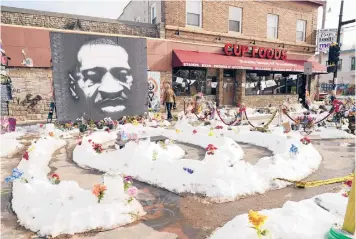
(172, 50), (327, 73)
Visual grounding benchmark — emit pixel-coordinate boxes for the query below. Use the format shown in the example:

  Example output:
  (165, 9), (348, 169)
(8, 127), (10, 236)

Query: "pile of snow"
(73, 119), (322, 203)
(310, 128), (355, 139)
(209, 193), (348, 239)
(11, 133), (145, 237)
(0, 131), (25, 157)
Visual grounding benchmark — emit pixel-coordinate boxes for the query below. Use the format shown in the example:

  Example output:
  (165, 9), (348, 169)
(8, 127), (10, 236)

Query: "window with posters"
(245, 72), (300, 95)
(172, 67), (216, 96)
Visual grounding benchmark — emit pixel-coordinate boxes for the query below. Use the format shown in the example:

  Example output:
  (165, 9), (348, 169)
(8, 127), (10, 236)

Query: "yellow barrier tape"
(275, 173), (354, 188)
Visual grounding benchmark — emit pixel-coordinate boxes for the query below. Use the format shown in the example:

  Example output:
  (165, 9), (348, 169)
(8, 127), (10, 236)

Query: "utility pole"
(316, 3), (327, 101)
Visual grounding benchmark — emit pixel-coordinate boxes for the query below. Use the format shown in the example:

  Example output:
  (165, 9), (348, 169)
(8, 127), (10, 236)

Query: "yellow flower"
(132, 120), (139, 126)
(175, 129), (181, 133)
(248, 210), (268, 229)
(49, 132), (55, 137)
(208, 131), (214, 136)
(28, 146), (35, 152)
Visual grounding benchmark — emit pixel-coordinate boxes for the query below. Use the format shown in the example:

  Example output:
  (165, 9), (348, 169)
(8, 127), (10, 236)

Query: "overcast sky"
(1, 0), (355, 48)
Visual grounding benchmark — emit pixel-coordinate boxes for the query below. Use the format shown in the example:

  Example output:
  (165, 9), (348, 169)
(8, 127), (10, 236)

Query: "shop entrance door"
(222, 77), (234, 106)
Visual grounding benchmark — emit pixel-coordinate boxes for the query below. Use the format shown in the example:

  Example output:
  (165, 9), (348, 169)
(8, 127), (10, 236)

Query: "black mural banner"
(50, 32), (148, 121)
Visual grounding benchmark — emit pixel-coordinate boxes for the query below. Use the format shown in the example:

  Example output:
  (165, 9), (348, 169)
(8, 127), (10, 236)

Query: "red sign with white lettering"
(224, 43), (287, 60)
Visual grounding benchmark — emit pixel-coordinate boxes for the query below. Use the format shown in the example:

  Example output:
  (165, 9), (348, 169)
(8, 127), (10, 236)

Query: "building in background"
(119, 0), (161, 24)
(121, 0), (326, 107)
(319, 48), (355, 96)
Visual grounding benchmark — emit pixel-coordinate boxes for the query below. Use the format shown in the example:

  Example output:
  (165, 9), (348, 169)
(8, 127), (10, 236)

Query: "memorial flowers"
(49, 173), (60, 184)
(92, 184), (107, 203)
(4, 168), (28, 183)
(206, 144), (217, 155)
(300, 137), (311, 145)
(49, 132), (55, 137)
(183, 167), (194, 174)
(23, 151), (29, 161)
(215, 125), (223, 130)
(127, 186), (138, 203)
(248, 210), (269, 238)
(342, 179), (353, 197)
(152, 150), (158, 161)
(193, 129), (197, 134)
(92, 142), (103, 154)
(290, 144), (299, 155)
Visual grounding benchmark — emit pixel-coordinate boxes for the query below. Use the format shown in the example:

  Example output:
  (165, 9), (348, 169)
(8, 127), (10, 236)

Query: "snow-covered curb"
(73, 119), (322, 203)
(209, 193), (348, 239)
(11, 128), (145, 237)
(0, 132), (25, 157)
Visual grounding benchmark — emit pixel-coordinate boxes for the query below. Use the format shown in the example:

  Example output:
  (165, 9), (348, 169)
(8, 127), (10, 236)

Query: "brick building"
(120, 0), (327, 108)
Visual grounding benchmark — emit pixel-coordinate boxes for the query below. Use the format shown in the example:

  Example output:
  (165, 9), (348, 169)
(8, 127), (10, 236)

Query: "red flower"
(105, 128), (110, 133)
(88, 139), (92, 143)
(342, 192), (348, 197)
(78, 140), (82, 146)
(23, 151), (29, 160)
(206, 144), (218, 151)
(215, 125), (223, 129)
(344, 180), (352, 187)
(193, 129), (197, 134)
(39, 124), (44, 128)
(51, 173), (60, 179)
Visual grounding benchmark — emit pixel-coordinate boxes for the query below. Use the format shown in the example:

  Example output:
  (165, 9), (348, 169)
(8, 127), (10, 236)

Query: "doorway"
(222, 69), (235, 106)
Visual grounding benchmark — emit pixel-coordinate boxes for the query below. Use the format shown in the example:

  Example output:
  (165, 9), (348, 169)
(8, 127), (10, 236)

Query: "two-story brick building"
(121, 0), (327, 108)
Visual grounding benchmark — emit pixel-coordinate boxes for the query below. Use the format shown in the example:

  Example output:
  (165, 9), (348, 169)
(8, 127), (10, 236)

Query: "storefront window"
(173, 67), (213, 96)
(245, 72), (299, 95)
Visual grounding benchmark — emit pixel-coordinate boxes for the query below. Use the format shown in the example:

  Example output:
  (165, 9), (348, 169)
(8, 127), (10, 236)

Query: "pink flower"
(344, 180), (352, 187)
(193, 129), (197, 134)
(39, 124), (44, 128)
(127, 186), (138, 197)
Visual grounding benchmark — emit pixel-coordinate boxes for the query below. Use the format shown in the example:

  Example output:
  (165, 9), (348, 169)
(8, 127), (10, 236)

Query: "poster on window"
(50, 32), (148, 121)
(147, 72), (160, 112)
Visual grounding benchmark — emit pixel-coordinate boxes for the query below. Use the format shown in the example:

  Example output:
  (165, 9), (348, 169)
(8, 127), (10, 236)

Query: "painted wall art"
(50, 32), (148, 121)
(147, 71), (160, 112)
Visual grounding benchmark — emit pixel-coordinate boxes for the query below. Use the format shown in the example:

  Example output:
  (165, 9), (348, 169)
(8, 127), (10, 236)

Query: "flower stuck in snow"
(193, 129), (197, 134)
(344, 179), (352, 187)
(215, 125), (223, 129)
(289, 144), (299, 155)
(175, 129), (181, 134)
(208, 131), (214, 136)
(4, 168), (28, 183)
(92, 142), (103, 154)
(49, 173), (60, 184)
(183, 167), (194, 174)
(23, 151), (29, 161)
(152, 150), (158, 161)
(248, 210), (269, 238)
(206, 144), (217, 155)
(300, 137), (311, 145)
(49, 132), (55, 137)
(127, 186), (138, 203)
(92, 184), (107, 203)
(28, 145), (35, 152)
(342, 179), (353, 197)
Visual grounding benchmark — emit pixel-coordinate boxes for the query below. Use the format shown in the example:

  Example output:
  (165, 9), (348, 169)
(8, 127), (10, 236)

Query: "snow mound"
(209, 193), (348, 239)
(0, 131), (25, 157)
(73, 119), (322, 203)
(11, 135), (145, 237)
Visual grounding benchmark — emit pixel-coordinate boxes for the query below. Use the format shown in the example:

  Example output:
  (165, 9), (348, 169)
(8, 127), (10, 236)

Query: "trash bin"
(8, 118), (16, 132)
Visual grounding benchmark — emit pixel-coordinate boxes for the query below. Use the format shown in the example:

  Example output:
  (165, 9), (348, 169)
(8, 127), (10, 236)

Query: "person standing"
(163, 83), (176, 121)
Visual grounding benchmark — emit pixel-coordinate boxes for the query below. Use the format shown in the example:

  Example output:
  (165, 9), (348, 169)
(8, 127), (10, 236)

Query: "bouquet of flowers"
(49, 173), (60, 184)
(96, 120), (104, 129)
(300, 137), (311, 145)
(248, 210), (269, 238)
(342, 179), (352, 197)
(206, 144), (217, 155)
(92, 142), (103, 153)
(5, 168), (28, 183)
(92, 184), (107, 203)
(215, 125), (223, 129)
(104, 117), (115, 129)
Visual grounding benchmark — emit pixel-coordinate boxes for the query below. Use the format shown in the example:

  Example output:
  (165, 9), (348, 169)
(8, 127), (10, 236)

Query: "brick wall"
(163, 0), (319, 50)
(1, 6), (159, 38)
(7, 68), (52, 122)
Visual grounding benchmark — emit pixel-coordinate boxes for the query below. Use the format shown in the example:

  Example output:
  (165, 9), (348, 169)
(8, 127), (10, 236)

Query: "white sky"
(1, 0), (355, 49)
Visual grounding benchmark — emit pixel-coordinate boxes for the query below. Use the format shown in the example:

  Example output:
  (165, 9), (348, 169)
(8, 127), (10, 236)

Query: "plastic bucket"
(8, 118), (16, 132)
(327, 225), (353, 239)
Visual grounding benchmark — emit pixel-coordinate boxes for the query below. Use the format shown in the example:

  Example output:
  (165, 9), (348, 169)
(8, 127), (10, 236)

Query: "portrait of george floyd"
(50, 32), (148, 121)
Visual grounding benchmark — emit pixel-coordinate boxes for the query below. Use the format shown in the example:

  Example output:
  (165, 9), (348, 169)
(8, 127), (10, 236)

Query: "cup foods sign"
(317, 29), (337, 52)
(224, 43), (287, 60)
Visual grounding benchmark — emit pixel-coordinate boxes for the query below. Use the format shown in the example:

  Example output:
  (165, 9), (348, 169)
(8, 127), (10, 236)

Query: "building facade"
(122, 0), (326, 108)
(119, 0), (161, 24)
(318, 48), (355, 96)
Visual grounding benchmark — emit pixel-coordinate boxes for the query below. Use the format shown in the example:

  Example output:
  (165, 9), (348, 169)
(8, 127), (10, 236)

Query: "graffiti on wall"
(147, 72), (160, 112)
(20, 93), (42, 110)
(50, 32), (148, 121)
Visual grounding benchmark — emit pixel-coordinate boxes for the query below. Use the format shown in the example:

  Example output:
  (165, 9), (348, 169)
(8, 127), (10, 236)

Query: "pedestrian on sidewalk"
(162, 83), (176, 121)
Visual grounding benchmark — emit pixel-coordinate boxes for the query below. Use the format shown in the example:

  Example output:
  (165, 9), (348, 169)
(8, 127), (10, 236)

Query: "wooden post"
(342, 172), (355, 234)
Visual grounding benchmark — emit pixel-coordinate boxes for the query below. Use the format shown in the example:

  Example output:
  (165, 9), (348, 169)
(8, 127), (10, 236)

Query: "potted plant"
(104, 117), (114, 129)
(96, 120), (104, 129)
(76, 117), (88, 133)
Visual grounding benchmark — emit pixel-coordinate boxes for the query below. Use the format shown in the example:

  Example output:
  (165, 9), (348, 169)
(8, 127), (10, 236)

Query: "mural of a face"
(71, 42), (133, 115)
